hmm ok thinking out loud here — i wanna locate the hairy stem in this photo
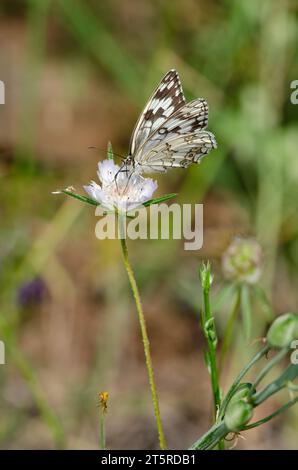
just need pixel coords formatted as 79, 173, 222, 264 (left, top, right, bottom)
119, 227, 166, 450
99, 412, 106, 450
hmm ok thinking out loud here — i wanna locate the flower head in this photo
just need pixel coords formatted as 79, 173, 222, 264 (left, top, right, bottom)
98, 391, 109, 414
222, 237, 262, 284
84, 160, 157, 213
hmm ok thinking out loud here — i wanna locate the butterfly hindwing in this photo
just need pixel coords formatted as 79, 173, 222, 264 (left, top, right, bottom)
135, 131, 216, 173
129, 70, 185, 156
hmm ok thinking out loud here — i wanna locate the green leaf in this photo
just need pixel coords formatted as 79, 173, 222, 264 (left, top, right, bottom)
252, 363, 298, 405
204, 351, 211, 375
243, 396, 298, 431
253, 285, 274, 321
60, 189, 99, 206
107, 141, 114, 160
143, 193, 177, 207
58, 189, 136, 219
212, 282, 236, 311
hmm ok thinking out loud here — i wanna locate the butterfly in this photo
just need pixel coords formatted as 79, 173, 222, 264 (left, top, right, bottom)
122, 69, 217, 175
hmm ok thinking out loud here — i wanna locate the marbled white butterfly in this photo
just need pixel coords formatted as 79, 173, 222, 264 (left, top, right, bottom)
123, 69, 217, 174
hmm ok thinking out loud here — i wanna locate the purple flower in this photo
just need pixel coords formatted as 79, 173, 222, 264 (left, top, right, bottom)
17, 277, 46, 307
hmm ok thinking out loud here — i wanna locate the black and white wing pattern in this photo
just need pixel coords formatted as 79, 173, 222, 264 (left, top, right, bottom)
136, 131, 216, 171
128, 69, 217, 173
129, 69, 185, 156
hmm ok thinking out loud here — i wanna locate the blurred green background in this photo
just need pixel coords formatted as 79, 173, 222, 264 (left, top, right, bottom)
0, 0, 297, 449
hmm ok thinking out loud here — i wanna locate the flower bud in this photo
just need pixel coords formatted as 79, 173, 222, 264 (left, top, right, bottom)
267, 312, 298, 349
199, 262, 213, 291
229, 383, 255, 406
222, 237, 262, 284
224, 399, 254, 432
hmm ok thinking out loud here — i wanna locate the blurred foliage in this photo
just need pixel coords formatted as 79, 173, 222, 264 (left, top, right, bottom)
0, 0, 298, 450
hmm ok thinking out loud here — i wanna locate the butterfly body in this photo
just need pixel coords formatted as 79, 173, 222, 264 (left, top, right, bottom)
122, 69, 216, 176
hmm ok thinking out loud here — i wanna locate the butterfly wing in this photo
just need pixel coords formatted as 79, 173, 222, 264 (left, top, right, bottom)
129, 69, 186, 156
132, 97, 215, 172
135, 98, 209, 156
134, 130, 216, 173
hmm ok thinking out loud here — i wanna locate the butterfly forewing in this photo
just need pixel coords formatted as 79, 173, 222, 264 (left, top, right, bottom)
129, 69, 185, 156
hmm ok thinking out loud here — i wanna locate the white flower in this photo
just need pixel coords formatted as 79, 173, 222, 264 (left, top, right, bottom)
84, 160, 158, 213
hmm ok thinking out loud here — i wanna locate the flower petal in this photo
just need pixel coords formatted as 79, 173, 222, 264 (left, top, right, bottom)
84, 159, 158, 214
83, 181, 103, 204
97, 160, 120, 186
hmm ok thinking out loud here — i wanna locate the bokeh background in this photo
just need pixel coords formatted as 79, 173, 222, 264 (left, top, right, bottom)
0, 0, 298, 449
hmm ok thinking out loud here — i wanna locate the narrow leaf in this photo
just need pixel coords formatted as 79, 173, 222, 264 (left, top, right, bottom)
143, 193, 177, 207
253, 285, 273, 321
107, 141, 114, 160
60, 189, 99, 206
252, 363, 298, 405
212, 282, 236, 311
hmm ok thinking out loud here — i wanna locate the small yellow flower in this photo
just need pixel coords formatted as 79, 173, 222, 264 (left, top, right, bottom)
99, 391, 109, 413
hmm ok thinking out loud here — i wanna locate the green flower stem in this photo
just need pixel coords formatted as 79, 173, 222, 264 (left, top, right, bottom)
243, 395, 298, 430
100, 411, 106, 450
119, 230, 166, 450
253, 347, 289, 388
219, 285, 241, 374
200, 265, 223, 449
201, 282, 221, 417
218, 345, 270, 420
189, 422, 229, 450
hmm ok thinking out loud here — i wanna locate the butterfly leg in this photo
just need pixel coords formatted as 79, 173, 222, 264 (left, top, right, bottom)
113, 161, 133, 193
